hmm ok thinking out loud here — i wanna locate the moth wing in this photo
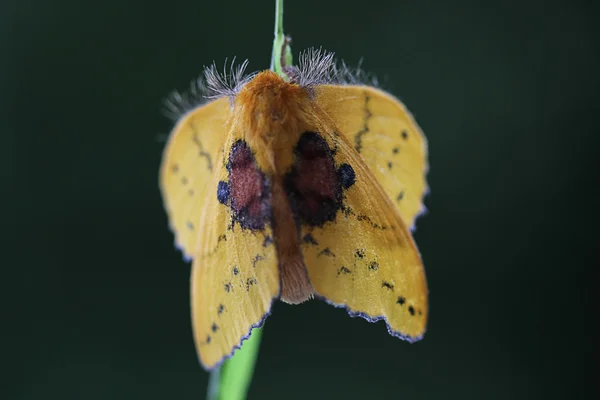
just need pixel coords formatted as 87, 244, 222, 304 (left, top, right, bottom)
300, 129, 428, 340
160, 97, 231, 259
314, 85, 428, 230
191, 131, 280, 370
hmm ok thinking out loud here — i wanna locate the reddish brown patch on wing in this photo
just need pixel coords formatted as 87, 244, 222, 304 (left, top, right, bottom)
226, 140, 271, 230
284, 131, 351, 227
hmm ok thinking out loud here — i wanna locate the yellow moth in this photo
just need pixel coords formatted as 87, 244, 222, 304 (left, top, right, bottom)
160, 49, 429, 370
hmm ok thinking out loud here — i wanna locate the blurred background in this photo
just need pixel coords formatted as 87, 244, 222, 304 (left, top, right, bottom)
2, 0, 596, 399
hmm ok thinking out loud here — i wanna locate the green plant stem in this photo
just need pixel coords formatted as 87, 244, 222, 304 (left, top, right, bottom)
218, 327, 264, 400
270, 0, 292, 78
207, 327, 263, 400
270, 0, 285, 75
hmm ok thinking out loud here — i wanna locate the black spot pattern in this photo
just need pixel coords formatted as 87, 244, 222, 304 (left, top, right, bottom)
337, 266, 352, 276
369, 261, 379, 271
353, 94, 372, 153
217, 181, 230, 205
338, 163, 356, 189
303, 233, 318, 245
408, 306, 415, 316
396, 296, 406, 305
382, 281, 394, 291
224, 283, 232, 293
263, 235, 273, 247
341, 205, 393, 231
318, 248, 335, 257
217, 304, 225, 314
252, 254, 264, 268
355, 249, 365, 259
356, 214, 389, 230
246, 277, 257, 291
191, 130, 214, 171
211, 323, 219, 332
233, 267, 239, 275
186, 221, 194, 230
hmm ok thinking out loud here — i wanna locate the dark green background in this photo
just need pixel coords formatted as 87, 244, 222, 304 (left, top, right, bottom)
2, 0, 596, 399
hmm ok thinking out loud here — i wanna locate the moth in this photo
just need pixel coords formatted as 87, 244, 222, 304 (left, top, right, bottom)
160, 49, 429, 370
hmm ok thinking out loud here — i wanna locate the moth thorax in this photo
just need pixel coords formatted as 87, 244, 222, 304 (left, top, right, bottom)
235, 71, 306, 145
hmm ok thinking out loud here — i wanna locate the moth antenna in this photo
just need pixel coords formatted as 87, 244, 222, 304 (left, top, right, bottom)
162, 73, 212, 120
204, 57, 255, 99
204, 59, 231, 98
190, 75, 209, 99
233, 59, 255, 91
283, 65, 301, 83
162, 90, 184, 120
332, 58, 379, 87
294, 47, 337, 87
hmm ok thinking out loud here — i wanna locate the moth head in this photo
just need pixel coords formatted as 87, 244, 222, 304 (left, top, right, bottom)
234, 71, 308, 145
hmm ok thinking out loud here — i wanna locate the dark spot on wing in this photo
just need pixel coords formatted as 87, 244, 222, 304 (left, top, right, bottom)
172, 164, 179, 173
202, 232, 230, 259
338, 163, 355, 189
284, 132, 352, 227
192, 130, 213, 171
396, 191, 405, 201
227, 140, 272, 230
382, 281, 394, 291
217, 304, 225, 314
337, 266, 351, 276
217, 181, 230, 205
418, 309, 423, 316
318, 248, 335, 257
387, 161, 393, 169
211, 323, 219, 332
186, 221, 194, 230
392, 147, 399, 154
353, 94, 372, 153
188, 189, 194, 196
369, 261, 379, 271
252, 254, 264, 268
232, 266, 239, 275
181, 176, 188, 185
246, 277, 258, 291
408, 305, 415, 316
356, 214, 391, 230
224, 282, 232, 293
355, 249, 365, 259
396, 296, 406, 305
402, 130, 408, 140
341, 205, 354, 218
263, 235, 273, 247
303, 233, 318, 246
206, 335, 211, 344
